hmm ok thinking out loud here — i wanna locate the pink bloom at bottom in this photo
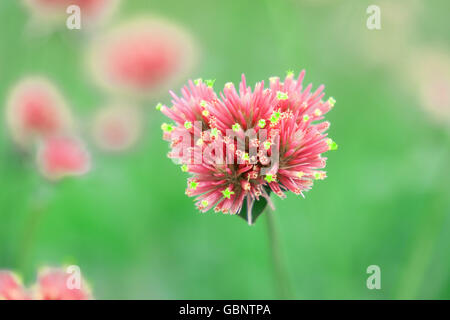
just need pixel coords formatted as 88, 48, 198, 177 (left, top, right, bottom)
0, 271, 29, 300
37, 136, 91, 180
34, 268, 91, 300
0, 268, 92, 300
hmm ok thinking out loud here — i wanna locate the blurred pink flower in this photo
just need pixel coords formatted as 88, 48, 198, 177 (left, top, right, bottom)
37, 135, 91, 180
0, 271, 29, 300
6, 77, 73, 149
160, 71, 337, 223
92, 103, 143, 152
0, 268, 92, 300
34, 267, 91, 300
407, 48, 450, 126
87, 17, 196, 98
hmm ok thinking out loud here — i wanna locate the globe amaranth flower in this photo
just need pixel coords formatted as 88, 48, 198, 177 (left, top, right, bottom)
160, 70, 337, 224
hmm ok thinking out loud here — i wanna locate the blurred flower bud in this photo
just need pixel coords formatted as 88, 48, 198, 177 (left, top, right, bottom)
37, 135, 91, 180
408, 48, 450, 126
92, 103, 143, 152
6, 76, 73, 149
87, 17, 196, 98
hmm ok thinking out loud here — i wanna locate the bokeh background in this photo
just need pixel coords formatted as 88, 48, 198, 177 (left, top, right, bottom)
1, 0, 449, 299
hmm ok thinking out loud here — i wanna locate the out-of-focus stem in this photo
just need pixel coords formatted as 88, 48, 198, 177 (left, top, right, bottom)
265, 207, 293, 299
18, 189, 48, 276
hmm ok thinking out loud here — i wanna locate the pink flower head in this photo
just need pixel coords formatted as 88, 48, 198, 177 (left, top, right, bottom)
408, 48, 450, 126
87, 17, 196, 98
37, 135, 91, 180
0, 271, 29, 300
160, 71, 337, 224
34, 267, 91, 300
23, 0, 119, 27
6, 77, 73, 148
92, 103, 142, 152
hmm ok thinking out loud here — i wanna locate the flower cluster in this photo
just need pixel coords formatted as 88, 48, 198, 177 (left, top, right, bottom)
160, 70, 337, 223
6, 76, 91, 180
0, 267, 91, 300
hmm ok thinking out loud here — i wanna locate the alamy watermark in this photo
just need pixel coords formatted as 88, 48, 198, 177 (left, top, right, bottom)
66, 5, 81, 30
366, 265, 381, 290
366, 5, 381, 30
66, 265, 82, 290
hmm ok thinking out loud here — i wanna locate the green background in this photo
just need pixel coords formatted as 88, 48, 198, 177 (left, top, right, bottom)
0, 0, 449, 299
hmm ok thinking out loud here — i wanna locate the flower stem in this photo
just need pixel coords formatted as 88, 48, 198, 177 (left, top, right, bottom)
265, 207, 293, 299
18, 185, 50, 276
18, 201, 45, 274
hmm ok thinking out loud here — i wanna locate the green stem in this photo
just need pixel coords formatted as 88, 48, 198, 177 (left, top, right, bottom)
18, 185, 50, 276
265, 207, 293, 299
18, 203, 44, 274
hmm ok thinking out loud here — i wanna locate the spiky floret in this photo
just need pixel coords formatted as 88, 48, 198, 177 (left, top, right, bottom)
161, 70, 337, 220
